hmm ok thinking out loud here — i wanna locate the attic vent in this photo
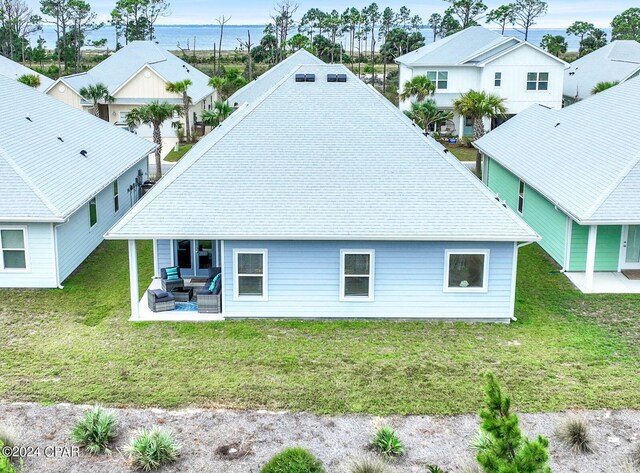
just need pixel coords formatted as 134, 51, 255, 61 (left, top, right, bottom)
327, 74, 347, 83
80, 150, 88, 157
295, 74, 315, 83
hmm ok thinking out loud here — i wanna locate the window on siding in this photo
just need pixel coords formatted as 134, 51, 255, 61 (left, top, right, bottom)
234, 250, 267, 300
425, 71, 448, 90
113, 181, 119, 212
494, 72, 502, 87
465, 116, 474, 127
526, 72, 549, 91
518, 180, 525, 214
89, 198, 97, 228
444, 250, 489, 292
340, 250, 374, 301
0, 228, 27, 270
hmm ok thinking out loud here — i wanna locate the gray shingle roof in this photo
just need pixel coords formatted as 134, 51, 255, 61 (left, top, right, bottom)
476, 77, 640, 224
0, 75, 155, 222
564, 41, 640, 100
228, 49, 325, 106
0, 54, 54, 92
48, 41, 214, 103
107, 63, 536, 242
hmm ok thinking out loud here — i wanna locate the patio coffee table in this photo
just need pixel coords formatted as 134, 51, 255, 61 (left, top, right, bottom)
171, 287, 193, 303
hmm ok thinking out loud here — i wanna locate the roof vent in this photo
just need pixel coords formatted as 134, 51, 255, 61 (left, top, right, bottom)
80, 150, 88, 157
555, 122, 561, 128
57, 134, 64, 142
327, 74, 337, 82
25, 113, 32, 122
337, 74, 347, 82
296, 74, 315, 82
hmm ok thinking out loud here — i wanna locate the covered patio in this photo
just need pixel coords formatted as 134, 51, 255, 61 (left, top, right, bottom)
565, 271, 640, 294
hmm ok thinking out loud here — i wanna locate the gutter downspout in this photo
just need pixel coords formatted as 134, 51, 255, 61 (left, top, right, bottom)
510, 240, 538, 322
52, 219, 69, 289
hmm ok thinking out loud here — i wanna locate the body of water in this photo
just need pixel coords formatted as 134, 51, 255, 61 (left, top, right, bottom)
29, 24, 607, 52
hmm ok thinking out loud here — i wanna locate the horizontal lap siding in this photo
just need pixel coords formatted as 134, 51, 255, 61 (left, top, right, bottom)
0, 223, 56, 288
570, 223, 621, 271
486, 157, 519, 210
156, 240, 173, 270
521, 186, 567, 267
57, 159, 147, 282
223, 240, 515, 320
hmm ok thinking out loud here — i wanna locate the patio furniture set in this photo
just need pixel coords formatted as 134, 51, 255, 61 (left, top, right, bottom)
147, 266, 222, 314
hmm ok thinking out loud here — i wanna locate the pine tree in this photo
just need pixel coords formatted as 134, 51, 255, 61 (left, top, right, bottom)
476, 373, 552, 473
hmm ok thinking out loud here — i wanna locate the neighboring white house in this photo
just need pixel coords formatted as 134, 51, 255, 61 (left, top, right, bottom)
396, 26, 568, 138
0, 75, 155, 288
0, 54, 53, 92
564, 40, 640, 104
106, 61, 538, 322
45, 41, 216, 157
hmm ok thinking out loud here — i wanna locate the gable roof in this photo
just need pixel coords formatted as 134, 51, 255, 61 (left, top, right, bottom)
228, 49, 325, 106
107, 62, 536, 242
564, 41, 640, 99
395, 26, 567, 68
0, 54, 53, 92
0, 75, 155, 223
46, 41, 214, 103
475, 77, 640, 225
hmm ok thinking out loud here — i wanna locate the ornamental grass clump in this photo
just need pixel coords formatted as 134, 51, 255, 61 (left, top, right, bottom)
556, 416, 593, 454
71, 405, 117, 454
475, 372, 552, 473
341, 453, 392, 473
260, 447, 325, 473
125, 427, 180, 471
371, 426, 405, 459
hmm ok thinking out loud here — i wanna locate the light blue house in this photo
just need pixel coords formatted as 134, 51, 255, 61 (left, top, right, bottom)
106, 61, 538, 322
0, 75, 155, 288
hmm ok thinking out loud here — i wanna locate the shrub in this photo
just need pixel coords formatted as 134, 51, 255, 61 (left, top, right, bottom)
261, 447, 324, 473
0, 424, 22, 450
371, 426, 405, 459
555, 416, 593, 454
476, 372, 551, 473
341, 453, 392, 473
426, 466, 448, 473
71, 406, 117, 454
125, 427, 180, 471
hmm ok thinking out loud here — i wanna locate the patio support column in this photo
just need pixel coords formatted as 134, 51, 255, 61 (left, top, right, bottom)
585, 225, 598, 293
458, 114, 464, 139
128, 239, 140, 320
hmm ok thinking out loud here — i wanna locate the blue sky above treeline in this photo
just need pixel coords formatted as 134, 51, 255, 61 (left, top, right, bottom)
25, 0, 636, 28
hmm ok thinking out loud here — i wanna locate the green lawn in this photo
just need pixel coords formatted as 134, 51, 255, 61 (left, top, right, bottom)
164, 143, 194, 162
445, 144, 478, 162
0, 241, 638, 415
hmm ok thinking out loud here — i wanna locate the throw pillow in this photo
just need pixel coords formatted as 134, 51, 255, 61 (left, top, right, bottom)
209, 274, 220, 292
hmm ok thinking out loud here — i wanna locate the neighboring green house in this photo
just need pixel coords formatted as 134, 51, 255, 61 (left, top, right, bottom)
476, 77, 640, 293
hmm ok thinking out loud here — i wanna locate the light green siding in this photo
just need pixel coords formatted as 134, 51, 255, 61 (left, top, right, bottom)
569, 223, 621, 271
485, 157, 568, 267
486, 157, 520, 210
521, 187, 567, 267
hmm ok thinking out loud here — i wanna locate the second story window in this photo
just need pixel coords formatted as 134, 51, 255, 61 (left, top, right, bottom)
518, 180, 525, 214
494, 72, 502, 87
89, 198, 97, 228
426, 71, 448, 90
527, 72, 548, 91
113, 181, 119, 212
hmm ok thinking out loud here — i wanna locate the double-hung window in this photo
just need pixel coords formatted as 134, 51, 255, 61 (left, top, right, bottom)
0, 228, 28, 270
527, 72, 549, 91
89, 198, 98, 228
340, 250, 374, 301
426, 71, 448, 90
113, 181, 119, 212
517, 180, 525, 214
234, 249, 268, 300
444, 250, 489, 292
494, 72, 502, 87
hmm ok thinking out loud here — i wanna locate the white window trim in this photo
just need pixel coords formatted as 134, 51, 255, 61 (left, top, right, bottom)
425, 70, 449, 90
494, 72, 502, 88
89, 197, 98, 229
340, 249, 375, 302
113, 180, 120, 213
0, 226, 30, 273
517, 180, 525, 215
443, 249, 490, 293
526, 72, 549, 91
233, 249, 268, 301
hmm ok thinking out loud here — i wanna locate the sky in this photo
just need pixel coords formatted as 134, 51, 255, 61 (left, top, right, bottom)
24, 0, 637, 29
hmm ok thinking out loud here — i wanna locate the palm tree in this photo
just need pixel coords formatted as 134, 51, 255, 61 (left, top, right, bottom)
201, 101, 234, 127
453, 90, 506, 177
404, 99, 453, 134
592, 81, 619, 95
126, 101, 183, 180
209, 76, 228, 100
209, 69, 248, 102
399, 75, 436, 102
166, 79, 193, 142
17, 74, 41, 88
79, 83, 114, 118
